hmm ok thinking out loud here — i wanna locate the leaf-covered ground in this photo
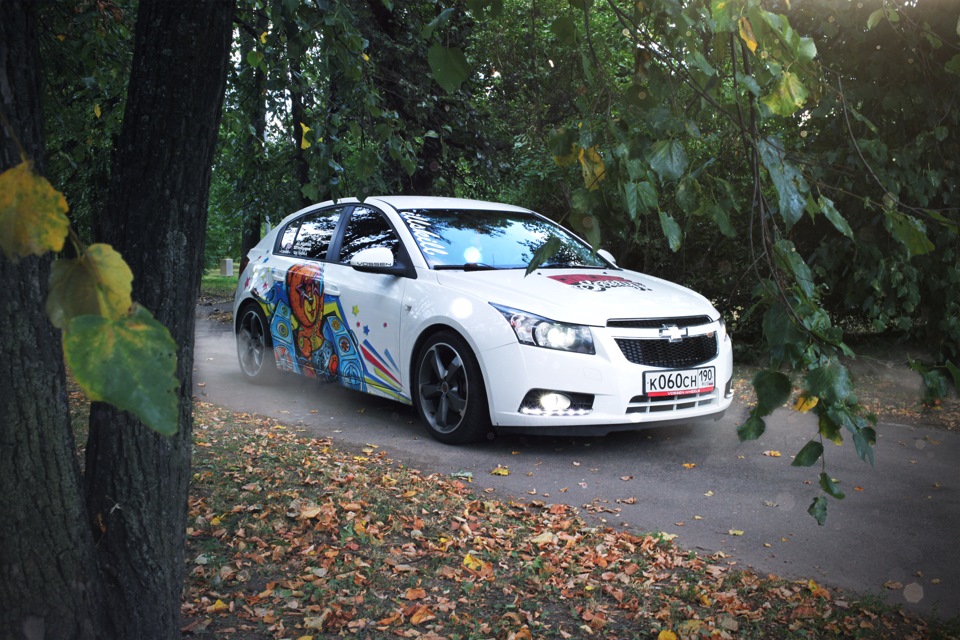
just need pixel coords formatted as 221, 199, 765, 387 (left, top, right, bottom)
180, 402, 958, 640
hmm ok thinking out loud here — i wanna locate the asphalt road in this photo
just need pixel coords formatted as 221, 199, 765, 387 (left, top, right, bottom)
193, 311, 959, 619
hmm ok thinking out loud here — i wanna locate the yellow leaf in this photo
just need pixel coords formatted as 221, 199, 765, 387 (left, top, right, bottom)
682, 462, 696, 469
260, 31, 268, 44
738, 17, 758, 53
553, 143, 579, 167
658, 631, 678, 640
793, 394, 819, 413
362, 53, 370, 62
490, 466, 510, 476
300, 122, 311, 149
47, 243, 134, 328
728, 529, 745, 536
763, 450, 782, 457
0, 161, 70, 260
463, 553, 484, 571
207, 599, 229, 613
578, 145, 606, 190
94, 104, 101, 119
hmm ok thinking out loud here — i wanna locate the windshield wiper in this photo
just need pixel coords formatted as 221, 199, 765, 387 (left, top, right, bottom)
433, 263, 500, 271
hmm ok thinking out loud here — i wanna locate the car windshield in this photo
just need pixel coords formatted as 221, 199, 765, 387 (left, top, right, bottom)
397, 208, 609, 270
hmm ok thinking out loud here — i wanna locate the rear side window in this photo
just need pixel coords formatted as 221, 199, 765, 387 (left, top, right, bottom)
276, 207, 343, 260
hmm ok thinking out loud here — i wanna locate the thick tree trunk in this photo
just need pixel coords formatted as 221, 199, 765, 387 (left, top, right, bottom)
0, 3, 103, 639
83, 1, 234, 638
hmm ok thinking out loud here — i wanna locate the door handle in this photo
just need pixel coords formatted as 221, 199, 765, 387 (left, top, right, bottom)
325, 284, 341, 296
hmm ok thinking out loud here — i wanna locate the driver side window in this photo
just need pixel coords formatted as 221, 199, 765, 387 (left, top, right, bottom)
338, 207, 401, 264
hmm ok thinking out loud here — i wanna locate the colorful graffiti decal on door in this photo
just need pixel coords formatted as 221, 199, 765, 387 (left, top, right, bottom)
252, 262, 408, 402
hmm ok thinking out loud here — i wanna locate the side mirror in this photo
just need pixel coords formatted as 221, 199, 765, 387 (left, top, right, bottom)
598, 249, 617, 265
350, 246, 395, 269
349, 246, 413, 277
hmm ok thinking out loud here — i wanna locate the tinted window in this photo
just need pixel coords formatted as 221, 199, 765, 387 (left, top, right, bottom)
338, 207, 401, 263
278, 208, 342, 259
397, 209, 607, 269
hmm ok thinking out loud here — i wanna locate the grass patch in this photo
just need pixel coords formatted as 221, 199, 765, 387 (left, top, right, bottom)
179, 401, 954, 639
201, 270, 239, 302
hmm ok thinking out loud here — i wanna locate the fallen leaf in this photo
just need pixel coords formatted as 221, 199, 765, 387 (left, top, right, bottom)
728, 529, 745, 536
883, 581, 903, 590
620, 475, 634, 481
658, 630, 678, 640
490, 466, 510, 476
410, 605, 436, 625
763, 450, 782, 457
405, 587, 427, 600
682, 463, 697, 469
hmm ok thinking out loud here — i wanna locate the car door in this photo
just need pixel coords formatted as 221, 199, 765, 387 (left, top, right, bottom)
322, 205, 411, 403
263, 205, 344, 378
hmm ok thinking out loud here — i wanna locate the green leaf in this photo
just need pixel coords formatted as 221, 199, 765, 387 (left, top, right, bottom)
758, 137, 807, 229
658, 210, 682, 252
427, 44, 470, 93
792, 440, 824, 467
551, 16, 578, 45
852, 427, 876, 466
421, 7, 456, 40
866, 8, 885, 30
707, 202, 736, 238
773, 240, 815, 298
944, 361, 960, 391
884, 209, 934, 258
648, 140, 688, 182
246, 50, 263, 68
737, 414, 766, 441
753, 369, 792, 416
808, 496, 828, 526
710, 0, 736, 33
817, 196, 854, 240
947, 53, 960, 76
761, 71, 809, 117
525, 236, 562, 276
64, 305, 179, 435
47, 243, 133, 329
818, 412, 843, 445
805, 361, 852, 406
819, 472, 845, 500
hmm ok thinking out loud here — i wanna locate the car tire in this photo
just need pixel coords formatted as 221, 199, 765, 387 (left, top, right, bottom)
414, 330, 492, 444
236, 303, 280, 383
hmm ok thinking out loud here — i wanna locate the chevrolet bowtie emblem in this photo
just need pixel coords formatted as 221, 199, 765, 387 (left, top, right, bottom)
659, 324, 687, 343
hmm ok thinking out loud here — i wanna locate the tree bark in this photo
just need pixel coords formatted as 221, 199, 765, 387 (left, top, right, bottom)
83, 1, 234, 638
240, 9, 268, 265
0, 3, 103, 639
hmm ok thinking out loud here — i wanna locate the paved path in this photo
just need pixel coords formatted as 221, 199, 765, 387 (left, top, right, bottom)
193, 313, 960, 619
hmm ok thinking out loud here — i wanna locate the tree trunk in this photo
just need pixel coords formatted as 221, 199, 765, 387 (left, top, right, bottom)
83, 1, 234, 638
0, 3, 103, 639
240, 10, 268, 265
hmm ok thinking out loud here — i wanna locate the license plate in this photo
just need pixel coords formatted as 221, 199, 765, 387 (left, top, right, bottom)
643, 367, 715, 397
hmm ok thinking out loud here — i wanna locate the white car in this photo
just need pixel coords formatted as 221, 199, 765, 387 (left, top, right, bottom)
234, 196, 733, 443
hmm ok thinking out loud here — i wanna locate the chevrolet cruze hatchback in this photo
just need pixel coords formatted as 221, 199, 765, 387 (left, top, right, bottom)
234, 196, 733, 443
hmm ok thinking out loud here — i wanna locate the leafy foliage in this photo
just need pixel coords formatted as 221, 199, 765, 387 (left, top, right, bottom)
0, 160, 178, 435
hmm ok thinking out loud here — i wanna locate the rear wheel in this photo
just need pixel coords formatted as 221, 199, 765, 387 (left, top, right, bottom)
236, 303, 279, 382
414, 331, 491, 444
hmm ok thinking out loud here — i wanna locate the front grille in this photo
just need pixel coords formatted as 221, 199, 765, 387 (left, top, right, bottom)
607, 316, 712, 329
626, 390, 718, 414
615, 334, 718, 368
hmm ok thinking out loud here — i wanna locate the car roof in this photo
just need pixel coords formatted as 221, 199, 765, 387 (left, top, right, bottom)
364, 195, 533, 213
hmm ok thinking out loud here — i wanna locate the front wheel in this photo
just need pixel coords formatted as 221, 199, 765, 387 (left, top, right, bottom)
414, 331, 491, 444
236, 303, 279, 383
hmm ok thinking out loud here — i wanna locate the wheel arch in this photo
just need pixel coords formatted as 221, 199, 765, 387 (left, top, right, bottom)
408, 322, 493, 420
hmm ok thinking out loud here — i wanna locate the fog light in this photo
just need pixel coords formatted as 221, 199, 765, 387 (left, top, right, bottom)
539, 392, 571, 412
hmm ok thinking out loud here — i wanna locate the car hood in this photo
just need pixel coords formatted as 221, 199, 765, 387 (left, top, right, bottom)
434, 268, 717, 326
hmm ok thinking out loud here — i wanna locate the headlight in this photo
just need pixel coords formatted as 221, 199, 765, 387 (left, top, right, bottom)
491, 304, 595, 354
